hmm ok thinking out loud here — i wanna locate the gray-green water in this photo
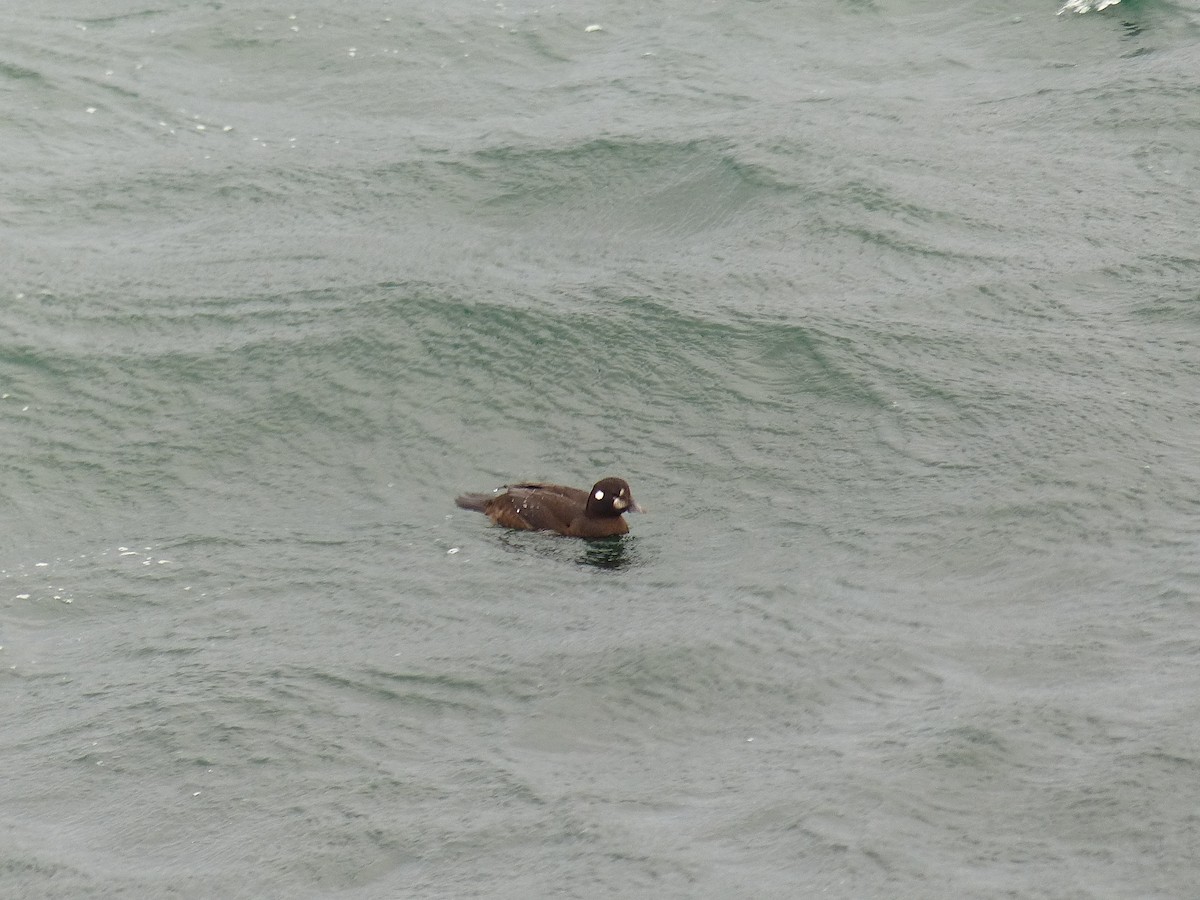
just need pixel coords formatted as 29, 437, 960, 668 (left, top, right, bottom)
4, 1, 1200, 897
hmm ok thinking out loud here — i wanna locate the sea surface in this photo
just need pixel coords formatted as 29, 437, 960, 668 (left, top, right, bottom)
3, 1, 1200, 897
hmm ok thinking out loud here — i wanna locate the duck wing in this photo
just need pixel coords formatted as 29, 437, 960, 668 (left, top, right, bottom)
484, 486, 584, 533
504, 482, 589, 503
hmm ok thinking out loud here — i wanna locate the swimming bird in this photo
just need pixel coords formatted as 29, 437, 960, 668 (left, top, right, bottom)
455, 477, 643, 538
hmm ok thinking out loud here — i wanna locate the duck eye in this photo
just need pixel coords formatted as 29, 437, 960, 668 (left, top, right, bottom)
594, 490, 605, 500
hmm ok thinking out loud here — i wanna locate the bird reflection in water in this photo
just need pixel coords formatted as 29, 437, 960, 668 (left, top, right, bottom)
578, 537, 634, 571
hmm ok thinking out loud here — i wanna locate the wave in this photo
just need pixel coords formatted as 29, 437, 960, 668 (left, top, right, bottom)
1058, 0, 1123, 12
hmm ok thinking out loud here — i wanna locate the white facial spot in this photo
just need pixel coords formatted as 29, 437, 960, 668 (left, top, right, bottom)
594, 489, 605, 500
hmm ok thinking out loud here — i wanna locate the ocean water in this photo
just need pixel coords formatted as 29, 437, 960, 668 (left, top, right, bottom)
3, 1, 1200, 897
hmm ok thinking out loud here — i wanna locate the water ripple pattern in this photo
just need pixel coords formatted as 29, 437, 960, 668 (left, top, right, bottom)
3, 1, 1200, 897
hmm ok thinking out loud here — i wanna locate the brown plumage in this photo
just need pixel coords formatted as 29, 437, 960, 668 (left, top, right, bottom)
455, 477, 643, 538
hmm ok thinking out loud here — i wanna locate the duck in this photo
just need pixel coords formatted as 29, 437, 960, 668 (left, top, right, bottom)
455, 477, 642, 538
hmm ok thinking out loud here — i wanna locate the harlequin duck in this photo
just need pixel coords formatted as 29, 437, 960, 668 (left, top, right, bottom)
455, 477, 643, 538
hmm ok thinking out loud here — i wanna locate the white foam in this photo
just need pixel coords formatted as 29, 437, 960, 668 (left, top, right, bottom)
1057, 0, 1121, 13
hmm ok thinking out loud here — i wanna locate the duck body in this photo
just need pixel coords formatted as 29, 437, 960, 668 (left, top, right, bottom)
455, 477, 642, 538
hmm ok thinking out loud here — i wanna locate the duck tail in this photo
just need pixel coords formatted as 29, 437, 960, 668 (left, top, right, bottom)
454, 493, 491, 512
